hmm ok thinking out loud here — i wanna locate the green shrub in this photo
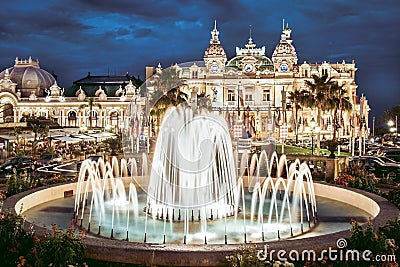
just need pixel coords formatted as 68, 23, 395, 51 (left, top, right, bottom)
348, 220, 398, 265
0, 212, 87, 267
348, 221, 388, 255
5, 173, 71, 197
5, 174, 38, 197
379, 218, 400, 261
384, 190, 400, 209
36, 224, 86, 267
0, 211, 36, 266
336, 162, 381, 195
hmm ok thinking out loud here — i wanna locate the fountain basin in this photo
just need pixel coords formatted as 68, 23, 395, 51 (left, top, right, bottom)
3, 181, 398, 266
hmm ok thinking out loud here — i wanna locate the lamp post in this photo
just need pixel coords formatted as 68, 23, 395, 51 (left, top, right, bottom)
309, 118, 320, 155
388, 115, 398, 143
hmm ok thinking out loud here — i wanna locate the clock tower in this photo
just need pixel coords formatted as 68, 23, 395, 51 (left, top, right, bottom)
204, 21, 227, 74
272, 21, 298, 74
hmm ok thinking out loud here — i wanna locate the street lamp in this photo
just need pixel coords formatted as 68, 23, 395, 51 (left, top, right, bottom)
309, 118, 321, 155
388, 116, 398, 144
388, 116, 397, 134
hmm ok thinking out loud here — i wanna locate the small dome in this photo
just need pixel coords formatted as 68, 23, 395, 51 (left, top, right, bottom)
0, 57, 55, 97
205, 43, 226, 58
227, 55, 274, 71
226, 37, 274, 72
204, 21, 226, 59
273, 42, 296, 57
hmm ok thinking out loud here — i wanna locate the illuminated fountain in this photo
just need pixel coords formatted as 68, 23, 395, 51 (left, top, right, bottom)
10, 63, 391, 265
74, 106, 317, 244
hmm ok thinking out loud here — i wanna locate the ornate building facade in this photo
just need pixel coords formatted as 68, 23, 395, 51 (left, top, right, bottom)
146, 22, 370, 141
0, 58, 142, 132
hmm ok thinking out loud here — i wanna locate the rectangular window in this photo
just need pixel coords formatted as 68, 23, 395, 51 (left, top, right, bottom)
228, 89, 236, 101
245, 94, 253, 101
263, 89, 270, 101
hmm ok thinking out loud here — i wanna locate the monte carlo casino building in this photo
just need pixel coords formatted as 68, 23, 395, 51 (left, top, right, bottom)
146, 23, 370, 141
0, 22, 369, 141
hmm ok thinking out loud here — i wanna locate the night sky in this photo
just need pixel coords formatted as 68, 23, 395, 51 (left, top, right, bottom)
0, 0, 399, 119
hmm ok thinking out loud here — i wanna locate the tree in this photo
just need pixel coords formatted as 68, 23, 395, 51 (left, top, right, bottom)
288, 90, 305, 143
325, 82, 353, 141
379, 105, 399, 132
104, 136, 122, 156
27, 116, 49, 156
79, 97, 102, 129
304, 74, 335, 154
9, 126, 22, 155
149, 87, 188, 132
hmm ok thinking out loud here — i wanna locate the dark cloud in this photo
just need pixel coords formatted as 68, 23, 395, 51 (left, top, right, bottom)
133, 28, 154, 38
67, 0, 181, 19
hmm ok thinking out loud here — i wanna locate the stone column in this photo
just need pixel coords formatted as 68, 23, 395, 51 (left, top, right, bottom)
325, 158, 339, 182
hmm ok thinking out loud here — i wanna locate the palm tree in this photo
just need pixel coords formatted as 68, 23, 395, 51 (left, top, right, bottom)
27, 116, 49, 156
79, 97, 102, 129
326, 82, 353, 141
304, 74, 334, 122
304, 74, 334, 155
149, 87, 188, 132
288, 90, 304, 143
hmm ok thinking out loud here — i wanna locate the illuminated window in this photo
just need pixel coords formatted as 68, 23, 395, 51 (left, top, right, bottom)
263, 89, 270, 101
228, 89, 236, 101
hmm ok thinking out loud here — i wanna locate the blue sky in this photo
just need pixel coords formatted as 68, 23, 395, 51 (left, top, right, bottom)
0, 0, 399, 119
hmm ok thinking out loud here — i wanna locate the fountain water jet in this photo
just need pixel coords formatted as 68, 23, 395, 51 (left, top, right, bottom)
74, 106, 317, 244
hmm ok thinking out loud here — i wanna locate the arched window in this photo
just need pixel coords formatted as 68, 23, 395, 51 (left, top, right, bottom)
110, 111, 119, 126
89, 110, 98, 127
68, 111, 77, 127
3, 103, 14, 123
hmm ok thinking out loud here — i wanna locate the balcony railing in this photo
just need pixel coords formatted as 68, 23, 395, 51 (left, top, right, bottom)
244, 101, 254, 107
226, 101, 236, 106
262, 101, 271, 106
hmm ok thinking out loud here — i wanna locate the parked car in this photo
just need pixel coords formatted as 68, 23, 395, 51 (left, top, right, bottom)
0, 157, 35, 174
349, 156, 400, 180
378, 156, 400, 166
35, 154, 63, 166
382, 149, 400, 163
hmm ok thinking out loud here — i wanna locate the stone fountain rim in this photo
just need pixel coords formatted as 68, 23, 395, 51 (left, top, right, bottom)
2, 181, 399, 266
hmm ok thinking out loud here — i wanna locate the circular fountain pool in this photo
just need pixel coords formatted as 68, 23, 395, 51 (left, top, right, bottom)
22, 190, 372, 244
7, 180, 395, 266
